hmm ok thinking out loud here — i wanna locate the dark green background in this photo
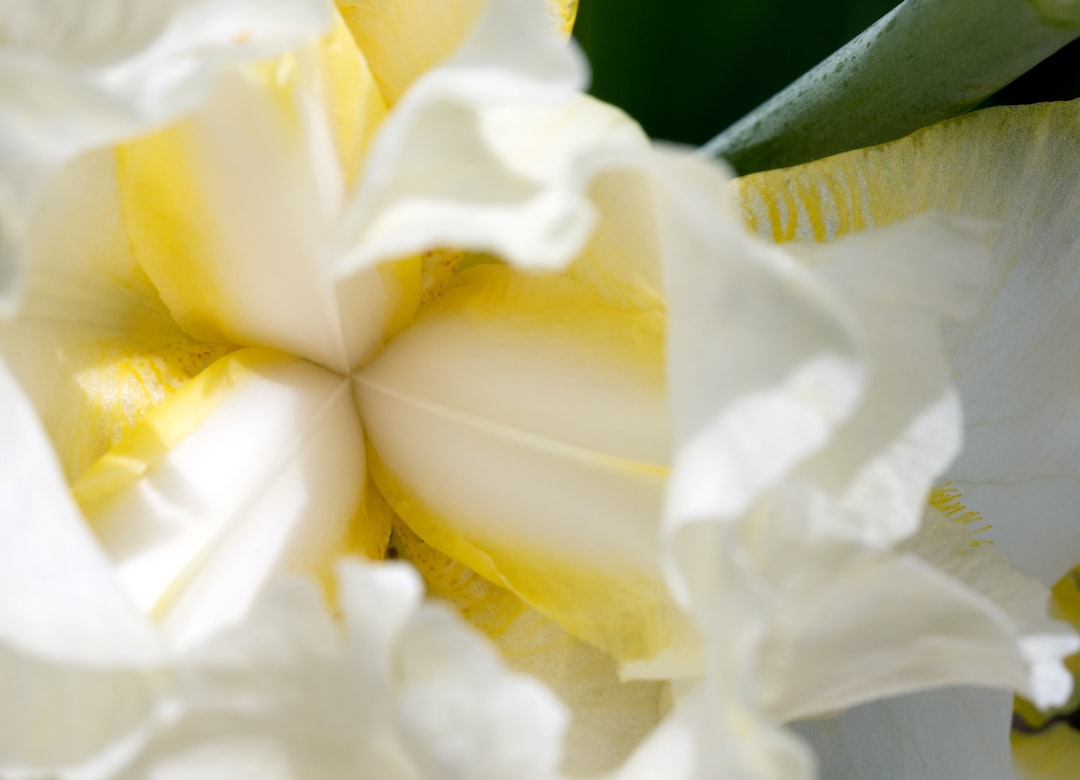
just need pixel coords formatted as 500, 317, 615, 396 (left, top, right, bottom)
574, 0, 1080, 147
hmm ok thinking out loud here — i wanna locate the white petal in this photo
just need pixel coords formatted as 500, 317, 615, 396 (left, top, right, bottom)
792, 687, 1013, 780
615, 684, 816, 780
393, 524, 664, 776
77, 350, 365, 649
647, 150, 865, 611
397, 606, 567, 780
749, 487, 1078, 720
737, 99, 1080, 586
786, 214, 990, 545
0, 0, 332, 312
0, 356, 166, 771
335, 0, 651, 275
113, 559, 567, 780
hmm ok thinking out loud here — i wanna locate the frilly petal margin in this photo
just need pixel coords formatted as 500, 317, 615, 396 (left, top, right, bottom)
0, 0, 333, 315
737, 99, 1080, 587
332, 0, 635, 277
0, 357, 168, 773
101, 559, 568, 780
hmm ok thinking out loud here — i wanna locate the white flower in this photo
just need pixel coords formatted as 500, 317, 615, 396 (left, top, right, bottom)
1, 0, 1076, 778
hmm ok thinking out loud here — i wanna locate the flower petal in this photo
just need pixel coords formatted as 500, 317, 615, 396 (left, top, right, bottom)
750, 486, 1077, 720
74, 349, 368, 649
334, 0, 651, 276
116, 53, 414, 374
615, 684, 816, 780
392, 522, 664, 776
792, 687, 1013, 780
737, 99, 1080, 585
0, 0, 332, 313
336, 0, 578, 105
0, 356, 166, 771
355, 264, 694, 666
110, 559, 567, 780
783, 214, 989, 546
0, 149, 231, 481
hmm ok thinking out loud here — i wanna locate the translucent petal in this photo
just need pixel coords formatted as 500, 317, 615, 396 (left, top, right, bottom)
793, 687, 1013, 780
74, 349, 367, 649
355, 264, 693, 665
0, 356, 166, 771
737, 99, 1080, 585
0, 0, 332, 313
336, 0, 578, 105
393, 522, 664, 776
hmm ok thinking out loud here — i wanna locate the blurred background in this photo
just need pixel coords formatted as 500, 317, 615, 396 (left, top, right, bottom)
573, 0, 1080, 146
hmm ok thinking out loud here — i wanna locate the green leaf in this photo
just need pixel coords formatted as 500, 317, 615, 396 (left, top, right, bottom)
704, 0, 1080, 174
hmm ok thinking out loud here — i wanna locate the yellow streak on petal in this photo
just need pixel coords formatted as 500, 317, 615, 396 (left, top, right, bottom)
928, 482, 993, 548
73, 348, 293, 516
64, 339, 234, 482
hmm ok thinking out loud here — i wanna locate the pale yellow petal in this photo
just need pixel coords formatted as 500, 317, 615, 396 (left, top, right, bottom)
336, 0, 577, 105
355, 264, 695, 666
75, 349, 368, 649
118, 54, 414, 373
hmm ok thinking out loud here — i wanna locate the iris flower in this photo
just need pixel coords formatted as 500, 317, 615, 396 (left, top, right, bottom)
1, 0, 1078, 778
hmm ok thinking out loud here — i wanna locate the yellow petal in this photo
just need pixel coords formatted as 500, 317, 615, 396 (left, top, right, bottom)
75, 349, 369, 649
355, 264, 696, 665
336, 0, 577, 105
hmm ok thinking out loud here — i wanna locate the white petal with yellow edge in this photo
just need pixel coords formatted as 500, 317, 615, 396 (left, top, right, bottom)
0, 356, 168, 772
354, 263, 692, 666
737, 99, 1080, 586
75, 349, 366, 650
0, 0, 332, 314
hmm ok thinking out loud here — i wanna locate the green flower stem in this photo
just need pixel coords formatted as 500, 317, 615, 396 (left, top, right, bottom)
704, 0, 1080, 174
